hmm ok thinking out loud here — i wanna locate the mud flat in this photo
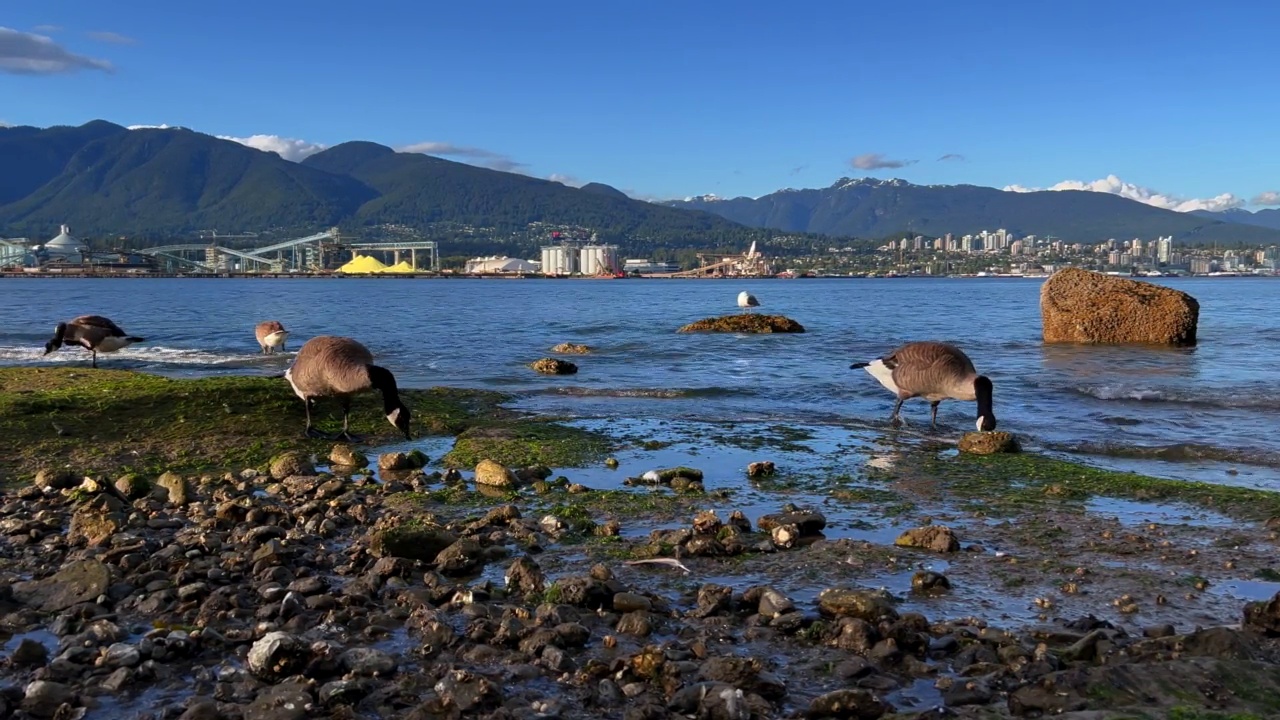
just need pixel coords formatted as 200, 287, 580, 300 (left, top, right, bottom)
2, 368, 1280, 719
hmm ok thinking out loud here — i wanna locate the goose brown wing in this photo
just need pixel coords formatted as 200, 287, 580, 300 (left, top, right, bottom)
290, 336, 375, 396
71, 315, 127, 337
886, 342, 976, 396
255, 320, 286, 343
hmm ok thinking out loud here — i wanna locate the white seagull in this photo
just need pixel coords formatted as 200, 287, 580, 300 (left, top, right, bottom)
737, 291, 760, 312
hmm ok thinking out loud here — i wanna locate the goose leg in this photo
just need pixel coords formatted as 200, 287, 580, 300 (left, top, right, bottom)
930, 401, 940, 429
91, 349, 98, 369
889, 397, 906, 427
304, 398, 329, 439
333, 397, 364, 443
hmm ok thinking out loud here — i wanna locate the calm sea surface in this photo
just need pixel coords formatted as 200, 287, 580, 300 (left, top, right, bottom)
2, 276, 1278, 488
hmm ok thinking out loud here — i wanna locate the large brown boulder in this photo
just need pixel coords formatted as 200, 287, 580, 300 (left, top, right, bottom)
1040, 268, 1199, 346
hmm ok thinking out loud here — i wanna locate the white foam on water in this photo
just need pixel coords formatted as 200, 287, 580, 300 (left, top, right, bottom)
0, 344, 286, 367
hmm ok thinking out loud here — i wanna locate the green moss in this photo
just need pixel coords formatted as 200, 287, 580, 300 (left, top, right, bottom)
0, 367, 507, 482
917, 451, 1280, 521
442, 421, 612, 469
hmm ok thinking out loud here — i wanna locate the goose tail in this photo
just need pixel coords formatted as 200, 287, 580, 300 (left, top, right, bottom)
848, 361, 870, 369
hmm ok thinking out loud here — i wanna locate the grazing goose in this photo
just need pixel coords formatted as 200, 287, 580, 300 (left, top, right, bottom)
737, 291, 760, 312
850, 341, 996, 431
284, 335, 412, 441
43, 315, 145, 368
255, 320, 289, 354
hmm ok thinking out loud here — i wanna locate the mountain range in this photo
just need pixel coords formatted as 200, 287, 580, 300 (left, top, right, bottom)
2, 120, 1278, 252
665, 178, 1280, 245
1189, 208, 1280, 231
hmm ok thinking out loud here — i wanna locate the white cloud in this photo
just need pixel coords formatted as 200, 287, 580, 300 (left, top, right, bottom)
216, 134, 327, 162
87, 31, 136, 45
1003, 174, 1245, 213
547, 173, 582, 187
32, 25, 62, 34
127, 123, 179, 130
398, 141, 527, 173
938, 153, 966, 162
850, 153, 916, 170
0, 26, 112, 74
0, 120, 11, 128
1251, 191, 1280, 207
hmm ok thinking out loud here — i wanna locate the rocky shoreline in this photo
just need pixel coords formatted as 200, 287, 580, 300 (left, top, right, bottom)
4, 367, 1280, 719
3, 449, 1280, 720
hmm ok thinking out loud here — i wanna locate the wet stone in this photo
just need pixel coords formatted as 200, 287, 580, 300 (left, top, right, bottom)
434, 669, 501, 713
10, 638, 50, 667
894, 525, 960, 553
807, 688, 887, 719
617, 611, 654, 637
21, 681, 73, 719
247, 631, 309, 681
911, 571, 951, 594
758, 509, 826, 535
340, 647, 398, 676
613, 592, 653, 613
243, 681, 313, 720
818, 588, 900, 623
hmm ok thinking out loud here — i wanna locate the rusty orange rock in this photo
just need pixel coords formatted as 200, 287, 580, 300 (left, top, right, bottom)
1040, 268, 1199, 346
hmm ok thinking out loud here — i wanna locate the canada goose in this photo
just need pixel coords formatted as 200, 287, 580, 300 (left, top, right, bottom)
849, 341, 996, 431
255, 320, 289, 354
737, 291, 760, 311
284, 336, 412, 441
43, 315, 145, 368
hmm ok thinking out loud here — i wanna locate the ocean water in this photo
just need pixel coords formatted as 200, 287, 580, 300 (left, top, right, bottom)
2, 276, 1277, 488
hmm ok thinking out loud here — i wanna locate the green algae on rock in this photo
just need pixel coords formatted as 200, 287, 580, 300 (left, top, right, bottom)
549, 343, 592, 355
442, 422, 612, 469
530, 358, 578, 375
677, 314, 806, 333
958, 431, 1021, 455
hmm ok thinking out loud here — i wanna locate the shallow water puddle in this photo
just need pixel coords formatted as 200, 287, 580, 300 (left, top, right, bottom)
1085, 497, 1237, 528
1210, 578, 1280, 602
1, 628, 58, 655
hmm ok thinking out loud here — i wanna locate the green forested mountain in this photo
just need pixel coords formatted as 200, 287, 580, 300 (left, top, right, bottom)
0, 123, 773, 255
667, 178, 1280, 245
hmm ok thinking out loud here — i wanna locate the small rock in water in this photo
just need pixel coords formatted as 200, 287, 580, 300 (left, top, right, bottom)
550, 342, 592, 355
22, 680, 74, 718
958, 431, 1021, 455
747, 461, 776, 478
530, 358, 578, 375
247, 631, 309, 681
10, 638, 50, 667
911, 571, 952, 594
378, 450, 428, 471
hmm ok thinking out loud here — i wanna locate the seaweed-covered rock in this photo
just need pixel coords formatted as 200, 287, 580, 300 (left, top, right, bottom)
807, 688, 887, 719
329, 444, 369, 468
817, 588, 899, 623
1040, 268, 1199, 346
530, 358, 578, 375
958, 431, 1021, 455
678, 314, 806, 333
1243, 590, 1280, 637
113, 473, 150, 499
269, 451, 314, 480
895, 525, 960, 553
370, 522, 458, 562
551, 343, 593, 354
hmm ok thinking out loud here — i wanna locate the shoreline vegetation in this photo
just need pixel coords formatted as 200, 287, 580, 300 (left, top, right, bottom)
3, 367, 1280, 718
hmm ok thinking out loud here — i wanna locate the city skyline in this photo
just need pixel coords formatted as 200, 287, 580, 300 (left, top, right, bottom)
1, 1, 1278, 209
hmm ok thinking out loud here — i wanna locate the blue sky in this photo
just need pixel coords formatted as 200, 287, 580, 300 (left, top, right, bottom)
2, 0, 1278, 209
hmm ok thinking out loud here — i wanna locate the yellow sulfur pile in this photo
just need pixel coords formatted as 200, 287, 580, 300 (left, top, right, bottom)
338, 255, 388, 273
377, 261, 416, 274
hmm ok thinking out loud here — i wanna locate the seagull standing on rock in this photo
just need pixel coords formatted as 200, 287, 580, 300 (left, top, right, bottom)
737, 291, 760, 312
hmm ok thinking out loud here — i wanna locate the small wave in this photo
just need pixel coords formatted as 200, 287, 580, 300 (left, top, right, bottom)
0, 344, 284, 368
1071, 384, 1280, 410
1050, 440, 1280, 469
544, 386, 757, 400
